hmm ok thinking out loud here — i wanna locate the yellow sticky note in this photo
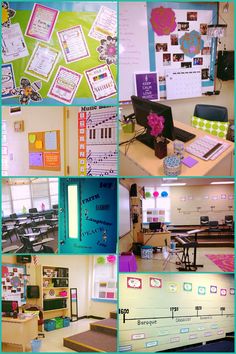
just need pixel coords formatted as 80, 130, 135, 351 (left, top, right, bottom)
29, 134, 36, 144
35, 140, 43, 149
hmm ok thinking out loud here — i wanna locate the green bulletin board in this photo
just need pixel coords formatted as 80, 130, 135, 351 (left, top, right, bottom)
2, 2, 117, 106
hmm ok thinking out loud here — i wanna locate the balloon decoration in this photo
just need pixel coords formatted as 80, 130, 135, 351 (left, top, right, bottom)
153, 191, 159, 198
145, 192, 151, 198
97, 256, 105, 265
161, 191, 168, 198
107, 255, 116, 264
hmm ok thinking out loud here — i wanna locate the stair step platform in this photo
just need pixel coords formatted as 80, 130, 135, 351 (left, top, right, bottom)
109, 311, 117, 319
90, 318, 116, 336
64, 330, 117, 352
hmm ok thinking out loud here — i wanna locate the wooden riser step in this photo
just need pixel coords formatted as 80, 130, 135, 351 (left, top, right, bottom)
64, 330, 117, 352
90, 318, 117, 336
110, 311, 117, 319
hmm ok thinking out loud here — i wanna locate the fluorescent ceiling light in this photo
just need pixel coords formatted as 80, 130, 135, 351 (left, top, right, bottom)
161, 183, 186, 187
162, 178, 178, 181
210, 181, 234, 185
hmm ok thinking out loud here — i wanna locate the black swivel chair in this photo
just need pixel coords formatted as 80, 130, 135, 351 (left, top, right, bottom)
194, 104, 228, 122
200, 216, 209, 226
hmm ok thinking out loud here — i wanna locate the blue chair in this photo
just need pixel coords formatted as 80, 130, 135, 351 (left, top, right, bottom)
194, 104, 228, 122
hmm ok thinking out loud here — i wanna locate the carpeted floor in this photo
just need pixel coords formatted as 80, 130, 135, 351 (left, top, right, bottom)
205, 254, 234, 272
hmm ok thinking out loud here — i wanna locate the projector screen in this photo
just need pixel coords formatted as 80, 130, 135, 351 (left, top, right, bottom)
119, 183, 131, 237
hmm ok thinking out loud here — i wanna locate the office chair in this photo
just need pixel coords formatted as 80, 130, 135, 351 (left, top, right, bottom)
194, 104, 228, 122
22, 303, 45, 338
200, 216, 209, 226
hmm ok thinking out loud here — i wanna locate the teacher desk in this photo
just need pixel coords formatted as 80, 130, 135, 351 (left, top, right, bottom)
120, 121, 234, 176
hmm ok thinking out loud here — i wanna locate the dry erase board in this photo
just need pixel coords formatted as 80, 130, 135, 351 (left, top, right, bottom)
119, 2, 218, 102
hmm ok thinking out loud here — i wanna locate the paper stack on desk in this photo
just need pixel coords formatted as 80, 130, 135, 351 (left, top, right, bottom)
186, 135, 230, 161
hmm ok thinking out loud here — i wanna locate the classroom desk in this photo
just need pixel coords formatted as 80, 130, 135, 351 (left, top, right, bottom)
2, 315, 38, 352
120, 121, 234, 176
137, 231, 171, 247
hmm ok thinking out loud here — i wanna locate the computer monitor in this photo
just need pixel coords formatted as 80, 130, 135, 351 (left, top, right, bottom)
131, 95, 175, 149
149, 222, 162, 231
2, 300, 19, 316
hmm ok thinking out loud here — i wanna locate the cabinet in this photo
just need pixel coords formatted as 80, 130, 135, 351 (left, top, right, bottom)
36, 266, 69, 320
131, 196, 143, 242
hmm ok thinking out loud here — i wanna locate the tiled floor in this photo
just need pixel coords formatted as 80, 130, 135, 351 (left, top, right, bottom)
135, 247, 234, 272
2, 318, 98, 352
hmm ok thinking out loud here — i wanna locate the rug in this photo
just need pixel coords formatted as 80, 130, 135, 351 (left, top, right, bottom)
205, 254, 234, 272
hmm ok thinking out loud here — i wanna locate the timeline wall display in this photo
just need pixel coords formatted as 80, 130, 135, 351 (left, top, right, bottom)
1, 2, 117, 106
119, 273, 234, 352
28, 130, 61, 171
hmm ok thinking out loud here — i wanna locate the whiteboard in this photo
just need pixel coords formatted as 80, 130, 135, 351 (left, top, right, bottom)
119, 2, 149, 102
166, 68, 202, 100
119, 183, 131, 237
119, 2, 217, 102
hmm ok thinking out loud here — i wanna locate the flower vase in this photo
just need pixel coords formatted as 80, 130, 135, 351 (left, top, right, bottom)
154, 138, 167, 159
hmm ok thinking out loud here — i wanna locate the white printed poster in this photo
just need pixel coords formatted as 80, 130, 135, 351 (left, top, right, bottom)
25, 43, 60, 82
57, 25, 90, 63
88, 6, 117, 41
2, 23, 29, 63
85, 64, 117, 101
48, 66, 82, 104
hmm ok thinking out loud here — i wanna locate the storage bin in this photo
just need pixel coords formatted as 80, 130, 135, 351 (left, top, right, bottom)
44, 319, 56, 331
55, 317, 64, 329
63, 317, 71, 327
141, 246, 153, 259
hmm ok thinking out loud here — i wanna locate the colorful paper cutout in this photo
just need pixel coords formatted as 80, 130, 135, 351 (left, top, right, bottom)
150, 277, 162, 288
97, 36, 117, 65
29, 134, 36, 144
11, 77, 42, 105
2, 2, 16, 27
150, 7, 177, 36
127, 277, 142, 289
35, 140, 43, 149
29, 152, 43, 166
44, 152, 60, 168
179, 30, 204, 58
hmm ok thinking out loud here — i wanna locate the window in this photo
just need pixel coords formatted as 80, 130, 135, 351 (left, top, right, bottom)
2, 182, 12, 217
31, 181, 49, 210
49, 179, 58, 207
92, 255, 117, 301
142, 187, 171, 223
11, 184, 31, 214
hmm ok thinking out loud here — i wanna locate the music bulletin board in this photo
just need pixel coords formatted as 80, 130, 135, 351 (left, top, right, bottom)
1, 2, 117, 106
28, 130, 61, 171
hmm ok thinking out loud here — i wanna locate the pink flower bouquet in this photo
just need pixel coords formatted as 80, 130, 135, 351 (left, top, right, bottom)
147, 112, 165, 138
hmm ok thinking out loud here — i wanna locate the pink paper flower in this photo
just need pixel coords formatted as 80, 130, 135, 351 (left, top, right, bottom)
147, 112, 165, 137
150, 7, 177, 36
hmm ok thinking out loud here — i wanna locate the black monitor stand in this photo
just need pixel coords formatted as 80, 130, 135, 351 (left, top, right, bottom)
136, 129, 170, 150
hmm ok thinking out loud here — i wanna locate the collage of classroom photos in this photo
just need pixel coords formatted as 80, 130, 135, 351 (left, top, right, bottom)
1, 0, 235, 353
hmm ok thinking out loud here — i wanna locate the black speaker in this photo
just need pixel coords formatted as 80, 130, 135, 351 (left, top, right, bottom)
16, 255, 32, 263
27, 285, 40, 299
130, 183, 137, 197
217, 50, 234, 81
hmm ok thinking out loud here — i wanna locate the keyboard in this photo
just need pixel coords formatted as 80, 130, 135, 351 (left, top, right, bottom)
174, 127, 196, 142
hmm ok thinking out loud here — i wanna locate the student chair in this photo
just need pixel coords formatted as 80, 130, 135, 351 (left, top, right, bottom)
16, 226, 54, 253
29, 208, 39, 221
22, 303, 45, 338
200, 216, 209, 225
10, 213, 17, 219
225, 215, 234, 226
193, 104, 228, 122
208, 221, 220, 232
